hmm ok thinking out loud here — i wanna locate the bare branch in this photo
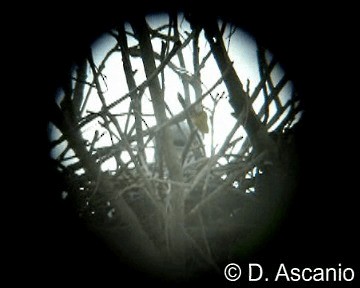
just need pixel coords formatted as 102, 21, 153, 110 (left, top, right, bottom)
201, 18, 274, 155
249, 57, 277, 103
117, 23, 146, 163
187, 151, 267, 218
87, 48, 108, 108
173, 16, 191, 107
185, 115, 243, 198
72, 58, 88, 116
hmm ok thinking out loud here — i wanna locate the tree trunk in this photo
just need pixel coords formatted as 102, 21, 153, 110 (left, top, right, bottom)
131, 18, 187, 273
201, 18, 276, 157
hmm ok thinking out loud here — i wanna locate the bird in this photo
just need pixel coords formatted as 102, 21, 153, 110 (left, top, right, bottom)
191, 109, 209, 134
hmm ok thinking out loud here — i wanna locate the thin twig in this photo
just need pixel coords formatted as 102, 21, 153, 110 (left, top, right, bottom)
187, 151, 267, 218
117, 23, 147, 163
107, 112, 163, 213
149, 177, 191, 188
74, 35, 184, 131
185, 115, 243, 198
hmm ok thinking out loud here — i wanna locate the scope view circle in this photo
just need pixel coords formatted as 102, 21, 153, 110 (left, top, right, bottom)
48, 11, 303, 282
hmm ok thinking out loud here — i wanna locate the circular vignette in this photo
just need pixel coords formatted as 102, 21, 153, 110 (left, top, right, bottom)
47, 11, 303, 282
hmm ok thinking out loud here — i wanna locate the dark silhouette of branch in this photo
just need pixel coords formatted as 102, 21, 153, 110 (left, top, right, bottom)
186, 115, 243, 199
187, 150, 266, 218
191, 24, 202, 108
49, 13, 303, 279
72, 57, 87, 117
51, 36, 184, 149
87, 49, 108, 108
117, 23, 146, 164
200, 18, 274, 156
173, 15, 191, 107
132, 16, 193, 268
249, 57, 277, 103
131, 18, 183, 182
80, 44, 119, 116
257, 45, 271, 124
257, 73, 289, 129
148, 23, 177, 42
50, 102, 101, 180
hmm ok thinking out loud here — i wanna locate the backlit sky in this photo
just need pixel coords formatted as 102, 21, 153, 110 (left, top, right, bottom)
49, 13, 295, 173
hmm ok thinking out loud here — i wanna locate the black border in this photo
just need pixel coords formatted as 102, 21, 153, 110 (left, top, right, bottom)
13, 2, 359, 286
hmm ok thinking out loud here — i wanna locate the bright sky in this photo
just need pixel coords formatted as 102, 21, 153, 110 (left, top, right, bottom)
49, 12, 296, 173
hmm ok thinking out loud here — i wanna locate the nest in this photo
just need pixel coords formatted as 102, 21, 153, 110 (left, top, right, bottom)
48, 11, 302, 280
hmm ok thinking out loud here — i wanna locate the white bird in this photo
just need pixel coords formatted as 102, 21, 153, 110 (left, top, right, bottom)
169, 121, 191, 161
